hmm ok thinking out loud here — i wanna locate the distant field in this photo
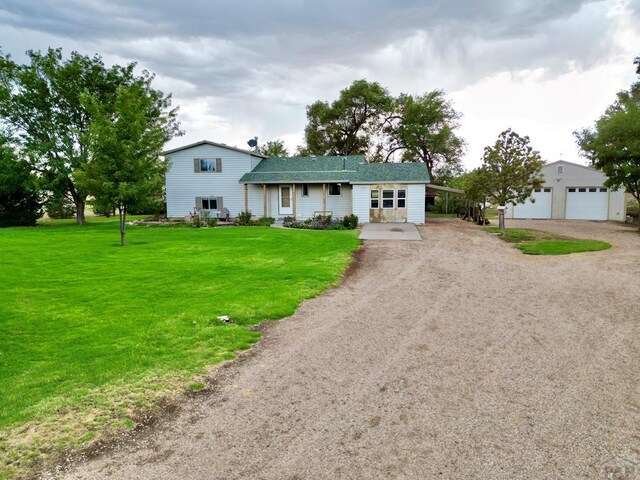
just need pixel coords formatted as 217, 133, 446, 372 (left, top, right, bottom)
0, 218, 360, 476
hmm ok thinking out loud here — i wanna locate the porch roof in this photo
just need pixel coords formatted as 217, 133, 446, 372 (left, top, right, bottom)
239, 155, 430, 184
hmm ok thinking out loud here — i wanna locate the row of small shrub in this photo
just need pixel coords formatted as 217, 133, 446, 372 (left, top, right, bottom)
234, 210, 275, 226
283, 213, 358, 230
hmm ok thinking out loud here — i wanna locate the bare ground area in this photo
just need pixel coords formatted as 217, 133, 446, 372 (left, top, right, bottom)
50, 219, 640, 479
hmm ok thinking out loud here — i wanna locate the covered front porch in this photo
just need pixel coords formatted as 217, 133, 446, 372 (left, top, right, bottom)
242, 182, 353, 219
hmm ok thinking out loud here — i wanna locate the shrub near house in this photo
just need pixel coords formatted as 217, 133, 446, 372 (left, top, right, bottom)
283, 214, 358, 230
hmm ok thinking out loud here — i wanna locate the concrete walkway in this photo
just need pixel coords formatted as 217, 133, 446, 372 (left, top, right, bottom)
359, 222, 422, 240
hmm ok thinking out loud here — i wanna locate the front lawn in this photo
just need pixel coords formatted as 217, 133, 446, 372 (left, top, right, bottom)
0, 218, 360, 477
485, 227, 611, 255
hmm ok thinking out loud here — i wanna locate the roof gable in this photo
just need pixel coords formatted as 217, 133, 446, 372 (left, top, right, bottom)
544, 160, 597, 173
163, 140, 267, 158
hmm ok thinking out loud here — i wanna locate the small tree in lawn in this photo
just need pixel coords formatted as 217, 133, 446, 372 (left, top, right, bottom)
575, 57, 640, 229
480, 129, 544, 233
80, 79, 181, 245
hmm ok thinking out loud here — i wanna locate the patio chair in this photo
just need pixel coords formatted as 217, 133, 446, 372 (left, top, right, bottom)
217, 207, 230, 221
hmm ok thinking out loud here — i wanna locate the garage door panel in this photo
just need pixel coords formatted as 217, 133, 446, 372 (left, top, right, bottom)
513, 189, 552, 219
566, 187, 608, 220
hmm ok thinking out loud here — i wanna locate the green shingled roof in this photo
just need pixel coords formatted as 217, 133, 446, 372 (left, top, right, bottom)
351, 162, 429, 183
239, 155, 430, 184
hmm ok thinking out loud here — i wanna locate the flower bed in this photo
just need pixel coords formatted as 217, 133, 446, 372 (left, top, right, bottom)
283, 214, 358, 230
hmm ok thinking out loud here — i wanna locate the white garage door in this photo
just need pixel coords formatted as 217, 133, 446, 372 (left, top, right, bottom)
566, 187, 608, 220
513, 188, 552, 219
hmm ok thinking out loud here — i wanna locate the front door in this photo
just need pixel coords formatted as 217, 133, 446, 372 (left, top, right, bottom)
279, 185, 293, 215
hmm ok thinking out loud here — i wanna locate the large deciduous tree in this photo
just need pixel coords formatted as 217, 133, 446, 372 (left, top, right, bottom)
0, 138, 41, 227
575, 57, 640, 220
78, 78, 181, 246
380, 91, 465, 183
301, 81, 464, 184
0, 48, 140, 224
303, 79, 392, 156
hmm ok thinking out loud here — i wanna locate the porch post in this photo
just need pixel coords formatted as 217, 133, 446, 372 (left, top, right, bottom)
292, 184, 297, 218
244, 184, 248, 212
322, 183, 327, 212
263, 184, 267, 218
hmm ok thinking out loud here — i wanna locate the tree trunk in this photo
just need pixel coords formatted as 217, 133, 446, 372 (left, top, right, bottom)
499, 204, 506, 235
119, 207, 126, 246
75, 199, 86, 225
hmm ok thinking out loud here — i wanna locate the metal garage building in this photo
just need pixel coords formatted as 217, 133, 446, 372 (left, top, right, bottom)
507, 160, 626, 221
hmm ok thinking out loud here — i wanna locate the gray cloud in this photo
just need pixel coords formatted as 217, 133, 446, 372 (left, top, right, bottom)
0, 0, 636, 157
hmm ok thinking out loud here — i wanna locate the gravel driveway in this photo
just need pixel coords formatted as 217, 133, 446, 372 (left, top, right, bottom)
56, 219, 640, 480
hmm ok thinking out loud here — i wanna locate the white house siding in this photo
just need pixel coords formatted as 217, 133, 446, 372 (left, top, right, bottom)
352, 185, 370, 223
247, 184, 264, 216
326, 184, 353, 218
165, 144, 261, 218
407, 184, 426, 224
506, 161, 626, 221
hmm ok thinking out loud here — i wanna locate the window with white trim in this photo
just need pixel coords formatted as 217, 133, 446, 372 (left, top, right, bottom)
370, 189, 379, 208
397, 189, 406, 208
382, 190, 394, 208
557, 165, 564, 175
328, 183, 341, 196
302, 184, 309, 197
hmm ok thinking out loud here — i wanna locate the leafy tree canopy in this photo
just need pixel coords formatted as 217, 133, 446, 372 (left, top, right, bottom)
261, 139, 289, 157
78, 78, 181, 245
479, 128, 544, 206
379, 91, 465, 183
304, 79, 392, 157
575, 57, 640, 206
0, 48, 173, 224
301, 80, 465, 183
0, 138, 41, 227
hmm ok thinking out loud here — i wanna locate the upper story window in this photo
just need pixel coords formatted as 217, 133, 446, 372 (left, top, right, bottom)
194, 158, 222, 173
557, 165, 564, 175
328, 183, 341, 196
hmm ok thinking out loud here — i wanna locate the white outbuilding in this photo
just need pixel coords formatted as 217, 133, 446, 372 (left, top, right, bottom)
507, 160, 626, 221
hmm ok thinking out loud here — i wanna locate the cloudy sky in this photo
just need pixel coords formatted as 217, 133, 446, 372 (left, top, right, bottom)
1, 0, 639, 169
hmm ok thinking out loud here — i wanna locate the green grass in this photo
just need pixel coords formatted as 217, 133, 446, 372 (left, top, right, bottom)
485, 227, 611, 255
516, 239, 611, 255
484, 226, 564, 243
0, 218, 360, 476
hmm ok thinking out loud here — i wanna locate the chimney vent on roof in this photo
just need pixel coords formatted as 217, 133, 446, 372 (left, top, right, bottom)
343, 157, 346, 170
